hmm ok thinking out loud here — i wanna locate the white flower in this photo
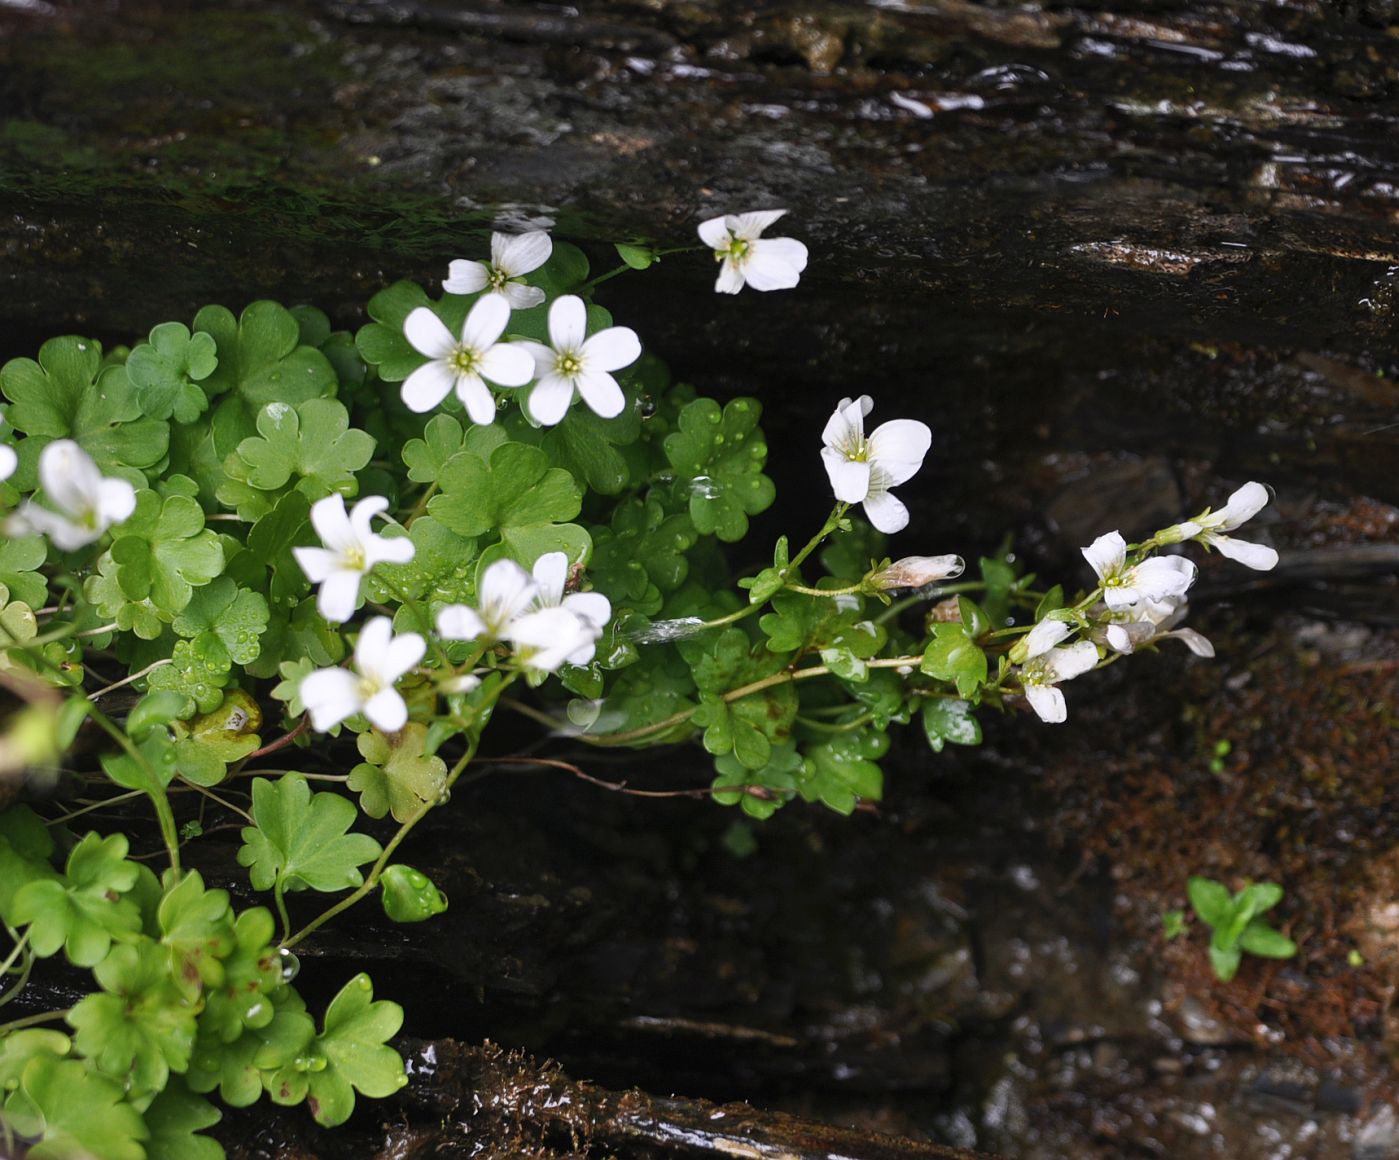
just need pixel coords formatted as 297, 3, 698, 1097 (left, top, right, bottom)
436, 559, 538, 642
300, 617, 425, 733
529, 551, 611, 664
1081, 532, 1197, 612
1170, 482, 1279, 571
698, 210, 808, 294
0, 444, 15, 484
401, 297, 535, 424
443, 231, 552, 311
8, 439, 136, 550
868, 554, 965, 591
820, 396, 932, 534
513, 296, 641, 425
1019, 629, 1099, 724
293, 494, 415, 624
508, 606, 600, 675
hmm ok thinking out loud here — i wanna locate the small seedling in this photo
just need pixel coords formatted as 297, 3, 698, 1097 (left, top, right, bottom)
1161, 909, 1186, 941
1187, 876, 1297, 982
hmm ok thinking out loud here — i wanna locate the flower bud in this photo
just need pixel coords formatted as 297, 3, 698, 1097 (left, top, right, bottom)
868, 554, 964, 591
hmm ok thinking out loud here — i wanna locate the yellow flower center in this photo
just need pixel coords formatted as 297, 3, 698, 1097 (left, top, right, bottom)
448, 344, 480, 375
557, 352, 584, 377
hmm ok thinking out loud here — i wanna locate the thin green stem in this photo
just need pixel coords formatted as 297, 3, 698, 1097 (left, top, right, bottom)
405, 482, 439, 527
575, 245, 702, 294
583, 654, 925, 748
281, 676, 517, 950
0, 1008, 69, 1034
273, 882, 293, 945
795, 710, 877, 734
86, 709, 180, 874
90, 657, 172, 699
784, 581, 864, 598
43, 789, 145, 826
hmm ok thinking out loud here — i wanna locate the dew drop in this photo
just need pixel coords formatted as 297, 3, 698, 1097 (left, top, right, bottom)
278, 947, 300, 982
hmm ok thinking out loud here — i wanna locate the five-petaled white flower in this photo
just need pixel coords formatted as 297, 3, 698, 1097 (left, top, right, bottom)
1168, 482, 1279, 571
508, 606, 600, 675
436, 559, 539, 643
514, 296, 641, 426
293, 494, 415, 624
300, 617, 426, 733
1016, 620, 1100, 725
698, 210, 809, 294
529, 551, 611, 665
1081, 532, 1197, 612
443, 231, 552, 311
820, 396, 932, 534
401, 297, 534, 424
8, 439, 136, 550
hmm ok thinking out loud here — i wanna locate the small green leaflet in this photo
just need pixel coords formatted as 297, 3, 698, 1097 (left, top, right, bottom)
920, 623, 989, 699
126, 322, 219, 424
921, 699, 983, 752
237, 773, 383, 894
347, 724, 447, 823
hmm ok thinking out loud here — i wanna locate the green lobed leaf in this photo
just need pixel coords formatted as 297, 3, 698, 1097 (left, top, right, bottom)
354, 281, 470, 384
305, 973, 407, 1127
662, 397, 775, 542
171, 690, 264, 787
797, 729, 889, 815
158, 869, 236, 1000
197, 906, 284, 1044
10, 831, 143, 966
1186, 876, 1233, 931
347, 723, 447, 823
237, 773, 383, 894
921, 699, 983, 752
711, 743, 802, 819
3, 1054, 148, 1160
0, 534, 48, 608
126, 322, 219, 424
143, 1083, 225, 1160
193, 300, 337, 412
920, 623, 988, 699
67, 939, 200, 1099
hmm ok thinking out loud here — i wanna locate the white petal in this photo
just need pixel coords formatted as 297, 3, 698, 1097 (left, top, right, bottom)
301, 668, 362, 732
513, 340, 558, 376
548, 295, 588, 351
309, 493, 354, 552
531, 552, 569, 605
527, 375, 576, 426
477, 341, 535, 389
1209, 534, 1279, 571
502, 282, 547, 311
354, 617, 395, 668
1081, 532, 1127, 583
1104, 624, 1135, 654
1044, 641, 1099, 683
494, 230, 552, 276
317, 569, 363, 624
1024, 684, 1066, 724
1023, 618, 1071, 659
575, 371, 625, 419
563, 591, 611, 628
1166, 627, 1215, 657
509, 607, 592, 673
479, 559, 537, 630
14, 503, 93, 551
401, 360, 456, 413
377, 631, 427, 684
822, 450, 871, 503
461, 294, 511, 350
0, 444, 16, 482
581, 326, 641, 373
443, 259, 490, 295
366, 533, 415, 568
731, 209, 787, 238
1215, 481, 1271, 530
95, 478, 137, 525
455, 375, 499, 426
1103, 586, 1142, 612
348, 495, 391, 544
1131, 555, 1197, 601
403, 308, 456, 359
437, 604, 487, 641
293, 545, 341, 584
741, 241, 805, 291
755, 236, 807, 273
821, 398, 867, 452
40, 440, 102, 517
363, 689, 409, 734
867, 419, 931, 482
862, 490, 910, 534
697, 216, 732, 249
714, 262, 745, 294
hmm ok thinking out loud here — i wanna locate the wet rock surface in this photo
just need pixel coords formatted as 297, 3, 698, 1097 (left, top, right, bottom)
2, 0, 1398, 1156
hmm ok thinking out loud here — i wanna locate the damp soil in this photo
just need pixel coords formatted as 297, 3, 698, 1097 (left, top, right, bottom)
2, 1, 1399, 1156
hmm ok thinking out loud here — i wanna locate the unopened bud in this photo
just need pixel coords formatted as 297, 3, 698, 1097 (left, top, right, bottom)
869, 554, 965, 591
